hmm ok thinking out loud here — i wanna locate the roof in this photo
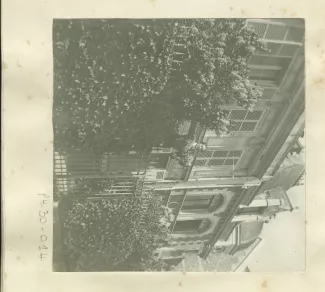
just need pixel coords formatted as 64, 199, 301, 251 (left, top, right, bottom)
266, 186, 294, 212
242, 163, 305, 206
227, 222, 263, 255
268, 164, 305, 192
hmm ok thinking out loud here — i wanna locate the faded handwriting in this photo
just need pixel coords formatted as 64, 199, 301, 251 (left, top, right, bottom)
37, 194, 50, 261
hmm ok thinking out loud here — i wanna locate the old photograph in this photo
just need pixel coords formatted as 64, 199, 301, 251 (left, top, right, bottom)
52, 18, 305, 272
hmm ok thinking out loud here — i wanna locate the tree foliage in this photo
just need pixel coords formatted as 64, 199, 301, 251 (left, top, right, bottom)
171, 140, 207, 167
167, 19, 267, 135
53, 19, 267, 153
54, 19, 180, 153
62, 189, 174, 271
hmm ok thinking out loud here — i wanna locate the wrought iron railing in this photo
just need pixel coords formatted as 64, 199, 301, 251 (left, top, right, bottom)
53, 151, 152, 199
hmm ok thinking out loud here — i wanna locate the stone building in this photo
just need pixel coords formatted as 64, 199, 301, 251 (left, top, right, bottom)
150, 18, 305, 264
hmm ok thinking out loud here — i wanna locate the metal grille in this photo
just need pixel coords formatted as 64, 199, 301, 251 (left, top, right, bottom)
265, 24, 287, 41
229, 110, 247, 120
54, 152, 67, 176
248, 21, 287, 42
195, 150, 243, 167
229, 122, 241, 132
54, 152, 69, 195
249, 22, 267, 38
226, 109, 264, 133
213, 151, 229, 157
197, 150, 213, 158
246, 110, 263, 120
229, 150, 242, 157
208, 159, 224, 166
249, 20, 303, 59
193, 160, 207, 167
224, 159, 239, 165
53, 151, 150, 199
240, 122, 257, 132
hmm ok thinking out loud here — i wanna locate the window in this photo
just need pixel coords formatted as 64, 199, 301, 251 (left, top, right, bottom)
247, 21, 268, 39
225, 109, 264, 133
173, 218, 211, 234
174, 220, 202, 232
182, 194, 214, 210
156, 171, 165, 179
265, 23, 287, 41
247, 20, 303, 58
149, 153, 170, 169
182, 194, 226, 213
249, 67, 279, 82
194, 150, 243, 167
205, 136, 246, 148
204, 109, 265, 136
249, 55, 290, 67
285, 26, 304, 43
102, 153, 150, 174
247, 21, 290, 42
237, 206, 267, 216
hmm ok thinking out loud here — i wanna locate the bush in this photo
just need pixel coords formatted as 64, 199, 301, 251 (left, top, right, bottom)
62, 189, 174, 271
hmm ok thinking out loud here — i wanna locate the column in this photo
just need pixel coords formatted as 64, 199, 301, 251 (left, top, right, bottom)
266, 198, 284, 206
239, 199, 268, 209
232, 214, 265, 222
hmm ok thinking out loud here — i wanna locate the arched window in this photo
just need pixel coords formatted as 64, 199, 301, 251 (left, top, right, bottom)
181, 194, 225, 213
173, 218, 211, 235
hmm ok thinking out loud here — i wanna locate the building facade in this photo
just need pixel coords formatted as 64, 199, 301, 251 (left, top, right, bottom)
152, 18, 305, 262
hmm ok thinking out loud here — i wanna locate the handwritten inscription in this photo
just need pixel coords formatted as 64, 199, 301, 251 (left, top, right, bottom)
37, 194, 50, 261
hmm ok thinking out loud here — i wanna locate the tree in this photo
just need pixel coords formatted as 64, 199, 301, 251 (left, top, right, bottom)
167, 19, 267, 136
53, 19, 180, 154
62, 188, 175, 271
53, 19, 267, 154
171, 140, 207, 167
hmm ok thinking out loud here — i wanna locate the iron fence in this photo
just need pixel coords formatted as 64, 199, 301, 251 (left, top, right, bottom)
54, 151, 150, 199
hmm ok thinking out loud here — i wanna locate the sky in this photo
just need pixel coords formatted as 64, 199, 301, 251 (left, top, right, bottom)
241, 185, 306, 272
